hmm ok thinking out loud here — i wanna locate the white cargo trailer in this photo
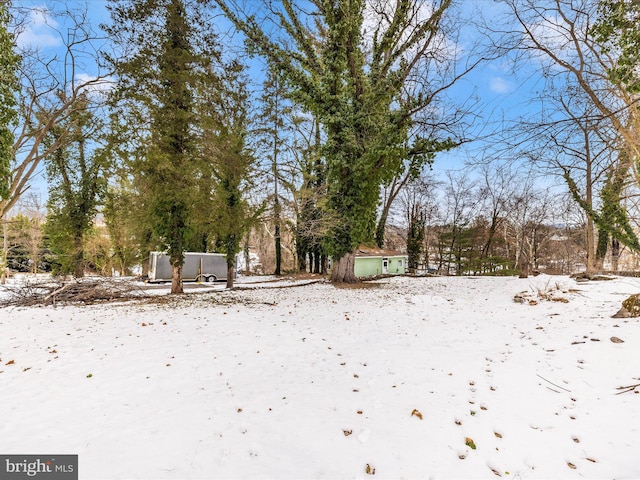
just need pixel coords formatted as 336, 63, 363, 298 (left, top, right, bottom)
147, 251, 231, 283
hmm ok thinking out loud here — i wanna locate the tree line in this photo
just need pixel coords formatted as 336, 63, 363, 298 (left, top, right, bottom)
1, 0, 639, 292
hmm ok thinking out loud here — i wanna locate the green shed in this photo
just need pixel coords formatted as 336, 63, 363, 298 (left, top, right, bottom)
354, 246, 408, 277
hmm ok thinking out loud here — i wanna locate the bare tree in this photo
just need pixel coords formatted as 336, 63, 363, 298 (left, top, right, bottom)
398, 174, 439, 272
494, 0, 640, 271
438, 171, 480, 275
504, 180, 556, 278
4, 3, 112, 219
476, 163, 520, 270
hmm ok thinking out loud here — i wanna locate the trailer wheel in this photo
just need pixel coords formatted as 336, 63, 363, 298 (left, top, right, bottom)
206, 275, 217, 283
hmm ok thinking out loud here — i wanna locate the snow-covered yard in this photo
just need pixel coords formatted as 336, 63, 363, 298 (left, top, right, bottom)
1, 274, 639, 479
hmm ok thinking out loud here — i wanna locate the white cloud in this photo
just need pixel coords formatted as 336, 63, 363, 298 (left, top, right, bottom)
15, 6, 62, 50
74, 73, 116, 98
489, 76, 515, 94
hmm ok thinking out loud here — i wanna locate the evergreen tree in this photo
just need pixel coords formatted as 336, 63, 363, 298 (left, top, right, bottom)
256, 68, 290, 276
593, 0, 640, 93
205, 62, 256, 288
0, 1, 19, 283
0, 1, 19, 201
105, 0, 218, 293
103, 181, 139, 276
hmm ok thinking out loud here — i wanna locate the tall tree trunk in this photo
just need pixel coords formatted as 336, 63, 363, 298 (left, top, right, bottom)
171, 264, 184, 294
376, 173, 413, 248
330, 252, 357, 283
297, 244, 307, 272
226, 264, 234, 289
312, 246, 322, 273
274, 220, 281, 275
518, 248, 529, 278
223, 238, 236, 288
375, 207, 390, 248
611, 238, 620, 271
596, 227, 608, 270
586, 217, 597, 273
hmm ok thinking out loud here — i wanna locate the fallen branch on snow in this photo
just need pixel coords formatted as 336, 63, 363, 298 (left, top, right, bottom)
0, 278, 148, 307
615, 382, 640, 395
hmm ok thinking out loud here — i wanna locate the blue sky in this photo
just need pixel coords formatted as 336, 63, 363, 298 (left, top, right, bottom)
11, 0, 542, 203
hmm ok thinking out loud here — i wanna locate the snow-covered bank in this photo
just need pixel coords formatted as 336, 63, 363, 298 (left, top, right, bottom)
1, 274, 639, 479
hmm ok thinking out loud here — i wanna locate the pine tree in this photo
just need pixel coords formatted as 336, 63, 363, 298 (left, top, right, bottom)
205, 62, 256, 289
105, 0, 216, 293
256, 67, 294, 275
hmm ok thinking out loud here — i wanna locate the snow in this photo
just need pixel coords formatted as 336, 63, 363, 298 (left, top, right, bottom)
1, 274, 640, 479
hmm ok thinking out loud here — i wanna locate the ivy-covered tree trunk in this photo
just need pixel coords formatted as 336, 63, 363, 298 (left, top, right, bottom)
0, 2, 18, 202
44, 94, 105, 279
217, 0, 457, 283
0, 2, 20, 282
596, 227, 608, 270
611, 238, 620, 271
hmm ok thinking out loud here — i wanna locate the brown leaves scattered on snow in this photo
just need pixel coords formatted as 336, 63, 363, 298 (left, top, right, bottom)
514, 281, 574, 305
410, 409, 423, 420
